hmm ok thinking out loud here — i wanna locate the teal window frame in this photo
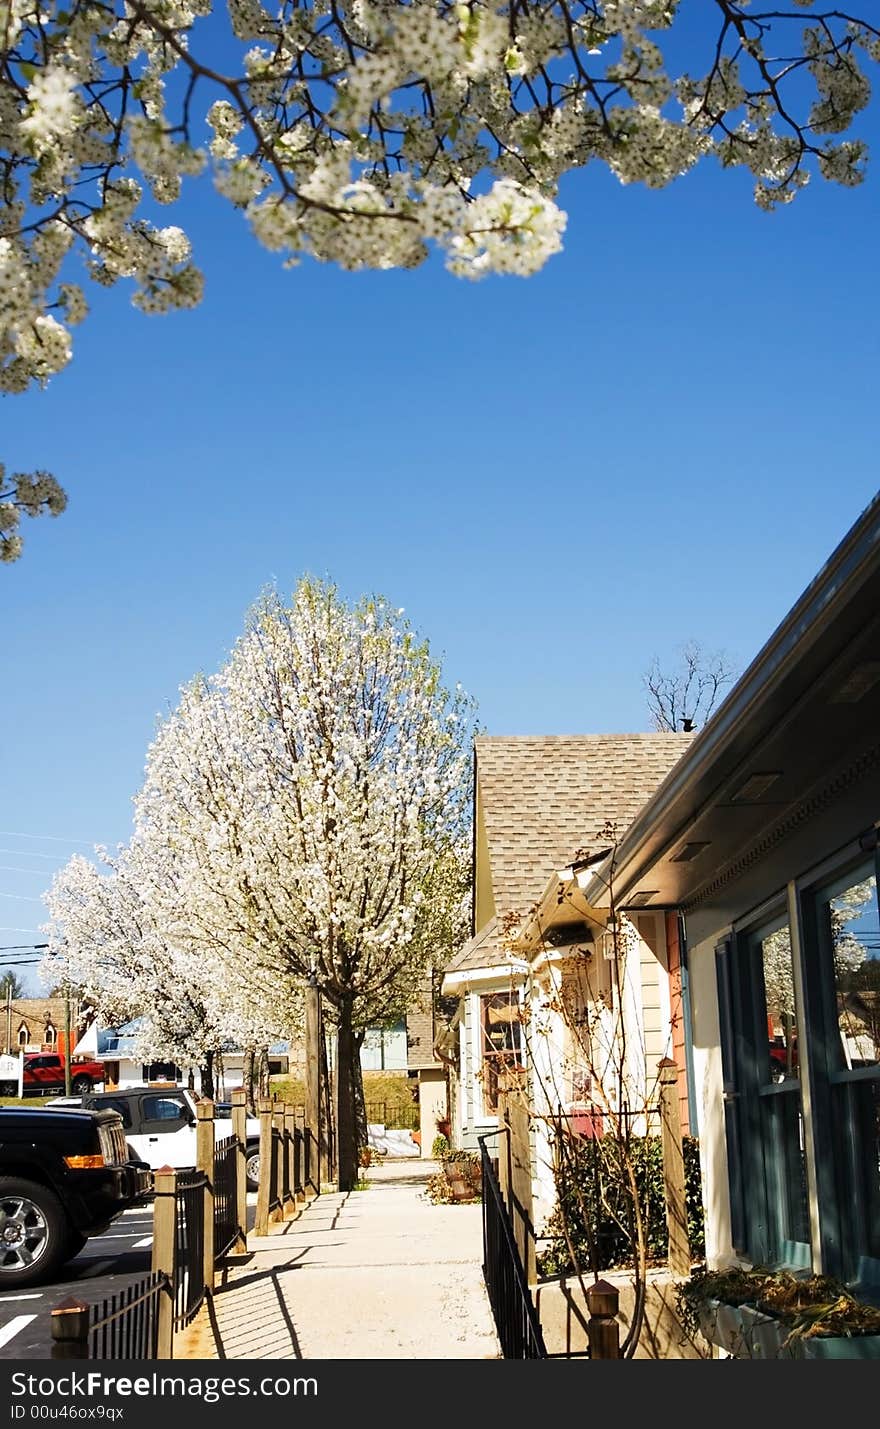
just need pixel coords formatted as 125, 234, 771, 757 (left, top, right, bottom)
716, 839, 880, 1294
717, 909, 810, 1269
798, 850, 880, 1291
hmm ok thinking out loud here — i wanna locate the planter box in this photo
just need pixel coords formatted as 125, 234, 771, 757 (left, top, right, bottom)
698, 1300, 786, 1359
698, 1300, 880, 1360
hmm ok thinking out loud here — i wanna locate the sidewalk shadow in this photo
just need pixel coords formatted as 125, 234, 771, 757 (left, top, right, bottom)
203, 1267, 304, 1360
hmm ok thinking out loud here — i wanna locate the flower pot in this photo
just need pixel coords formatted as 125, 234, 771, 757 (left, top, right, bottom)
698, 1300, 880, 1359
786, 1333, 880, 1360
698, 1300, 786, 1359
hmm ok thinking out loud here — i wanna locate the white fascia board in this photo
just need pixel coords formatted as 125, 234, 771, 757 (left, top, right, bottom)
441, 961, 528, 994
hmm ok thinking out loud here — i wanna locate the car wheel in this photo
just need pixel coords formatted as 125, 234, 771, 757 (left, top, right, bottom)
71, 1075, 93, 1094
245, 1145, 260, 1191
0, 1177, 70, 1288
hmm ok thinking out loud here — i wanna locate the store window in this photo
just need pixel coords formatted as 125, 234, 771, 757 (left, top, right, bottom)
479, 992, 524, 1115
811, 862, 880, 1282
718, 852, 880, 1286
717, 914, 810, 1267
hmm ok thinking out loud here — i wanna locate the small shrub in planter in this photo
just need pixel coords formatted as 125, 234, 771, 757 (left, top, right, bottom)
431, 1133, 450, 1160
425, 1150, 482, 1203
537, 1132, 706, 1276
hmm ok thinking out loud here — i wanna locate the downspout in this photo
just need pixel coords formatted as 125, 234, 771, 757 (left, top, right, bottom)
678, 912, 699, 1138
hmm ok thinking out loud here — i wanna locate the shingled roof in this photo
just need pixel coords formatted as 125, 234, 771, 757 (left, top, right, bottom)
444, 733, 693, 980
475, 733, 694, 920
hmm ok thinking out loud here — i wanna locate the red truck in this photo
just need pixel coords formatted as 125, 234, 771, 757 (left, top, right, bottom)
0, 1051, 106, 1097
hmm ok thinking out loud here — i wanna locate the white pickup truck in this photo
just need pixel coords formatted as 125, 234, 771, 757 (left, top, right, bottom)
76, 1085, 263, 1190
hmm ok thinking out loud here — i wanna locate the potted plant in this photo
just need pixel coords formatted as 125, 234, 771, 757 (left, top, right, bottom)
676, 1266, 880, 1359
441, 1149, 482, 1202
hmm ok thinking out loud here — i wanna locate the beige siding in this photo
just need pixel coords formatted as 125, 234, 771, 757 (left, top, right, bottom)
637, 915, 669, 1072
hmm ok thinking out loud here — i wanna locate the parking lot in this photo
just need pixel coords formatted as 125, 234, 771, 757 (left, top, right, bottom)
0, 1202, 155, 1358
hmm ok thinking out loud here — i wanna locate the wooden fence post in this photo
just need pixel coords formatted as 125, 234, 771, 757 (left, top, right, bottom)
658, 1057, 691, 1276
271, 1104, 285, 1224
254, 1098, 273, 1235
507, 1091, 536, 1288
196, 1099, 215, 1294
230, 1087, 248, 1253
50, 1297, 89, 1359
151, 1166, 177, 1360
587, 1279, 620, 1359
497, 1071, 535, 1286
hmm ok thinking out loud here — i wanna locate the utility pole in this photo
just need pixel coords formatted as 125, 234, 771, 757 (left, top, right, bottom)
5, 985, 11, 1056
64, 989, 72, 1097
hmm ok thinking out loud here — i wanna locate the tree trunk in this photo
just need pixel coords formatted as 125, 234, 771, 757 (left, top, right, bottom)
258, 1046, 270, 1100
200, 1048, 215, 1100
187, 1068, 195, 1091
242, 1046, 256, 1115
320, 1020, 337, 1186
336, 996, 358, 1192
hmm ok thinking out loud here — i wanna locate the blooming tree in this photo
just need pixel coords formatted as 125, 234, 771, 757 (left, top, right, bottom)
134, 578, 475, 1189
41, 841, 297, 1093
3, 2, 880, 556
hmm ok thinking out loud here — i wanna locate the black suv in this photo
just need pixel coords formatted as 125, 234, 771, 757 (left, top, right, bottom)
0, 1106, 151, 1288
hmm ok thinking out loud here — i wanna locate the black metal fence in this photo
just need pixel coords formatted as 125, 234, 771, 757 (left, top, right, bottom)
174, 1168, 206, 1329
269, 1119, 283, 1218
366, 1100, 419, 1131
478, 1137, 547, 1359
213, 1133, 239, 1260
89, 1271, 168, 1360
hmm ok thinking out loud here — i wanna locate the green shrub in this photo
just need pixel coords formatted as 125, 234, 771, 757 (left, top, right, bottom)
431, 1133, 450, 1159
537, 1133, 706, 1277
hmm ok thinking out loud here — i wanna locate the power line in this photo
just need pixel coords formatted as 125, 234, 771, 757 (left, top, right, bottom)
0, 865, 55, 877
0, 849, 65, 861
0, 892, 42, 902
0, 943, 48, 951
0, 831, 96, 846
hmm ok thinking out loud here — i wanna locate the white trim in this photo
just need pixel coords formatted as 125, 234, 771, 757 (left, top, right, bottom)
442, 961, 527, 994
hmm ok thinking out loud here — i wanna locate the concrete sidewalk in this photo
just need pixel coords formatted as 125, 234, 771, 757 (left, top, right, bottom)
185, 1160, 501, 1360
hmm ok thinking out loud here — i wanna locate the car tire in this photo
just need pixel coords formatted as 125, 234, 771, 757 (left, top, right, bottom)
0, 1176, 70, 1288
71, 1075, 93, 1094
245, 1145, 260, 1192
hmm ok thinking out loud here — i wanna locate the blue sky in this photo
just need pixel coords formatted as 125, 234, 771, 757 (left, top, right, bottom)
2, 47, 880, 990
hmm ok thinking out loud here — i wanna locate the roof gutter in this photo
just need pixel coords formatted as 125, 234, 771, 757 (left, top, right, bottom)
583, 492, 880, 907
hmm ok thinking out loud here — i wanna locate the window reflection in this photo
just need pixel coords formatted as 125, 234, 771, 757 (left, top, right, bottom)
760, 925, 799, 1082
480, 992, 524, 1114
826, 873, 879, 1069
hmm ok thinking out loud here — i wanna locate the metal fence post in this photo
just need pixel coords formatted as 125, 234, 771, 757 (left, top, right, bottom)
255, 1097, 272, 1235
294, 1107, 306, 1202
196, 1099, 215, 1294
284, 1102, 296, 1216
50, 1297, 90, 1359
271, 1104, 285, 1224
151, 1166, 177, 1360
230, 1087, 248, 1253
